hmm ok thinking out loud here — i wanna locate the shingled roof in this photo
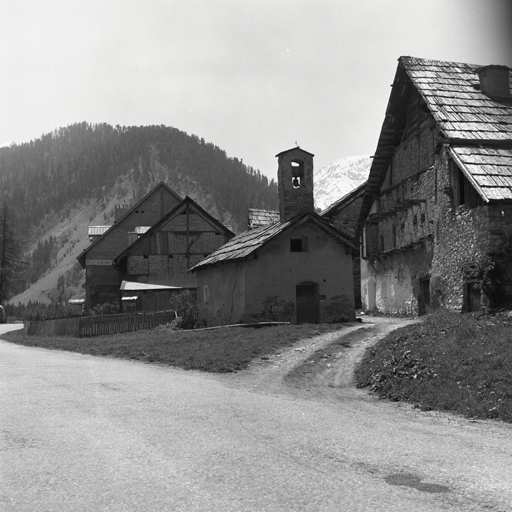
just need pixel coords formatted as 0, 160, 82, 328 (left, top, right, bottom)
247, 208, 280, 229
449, 146, 512, 201
403, 56, 511, 142
188, 211, 356, 272
360, 56, 512, 228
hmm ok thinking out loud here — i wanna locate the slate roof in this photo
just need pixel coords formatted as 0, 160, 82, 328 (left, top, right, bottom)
449, 146, 512, 201
403, 57, 512, 142
120, 280, 183, 291
247, 208, 280, 229
360, 56, 512, 227
189, 211, 356, 272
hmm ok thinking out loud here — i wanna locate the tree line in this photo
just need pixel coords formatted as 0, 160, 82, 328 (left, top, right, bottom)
0, 122, 278, 237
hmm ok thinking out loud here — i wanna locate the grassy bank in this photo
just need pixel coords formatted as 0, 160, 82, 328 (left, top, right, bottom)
355, 310, 512, 422
2, 323, 347, 373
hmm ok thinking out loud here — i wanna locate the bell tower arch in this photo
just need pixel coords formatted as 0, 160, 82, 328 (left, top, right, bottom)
276, 147, 315, 222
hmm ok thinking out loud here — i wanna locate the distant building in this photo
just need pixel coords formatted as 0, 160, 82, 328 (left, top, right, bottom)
321, 182, 367, 308
190, 147, 357, 325
113, 196, 234, 311
78, 182, 183, 310
359, 57, 512, 314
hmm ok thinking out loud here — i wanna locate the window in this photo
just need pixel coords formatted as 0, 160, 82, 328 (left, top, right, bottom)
203, 285, 210, 307
290, 236, 309, 252
450, 160, 483, 209
291, 160, 304, 188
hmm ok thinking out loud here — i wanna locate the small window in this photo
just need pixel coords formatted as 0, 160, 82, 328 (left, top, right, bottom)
290, 236, 309, 252
203, 285, 210, 306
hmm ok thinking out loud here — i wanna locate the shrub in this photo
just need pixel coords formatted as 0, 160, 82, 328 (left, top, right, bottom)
169, 290, 198, 330
91, 300, 120, 316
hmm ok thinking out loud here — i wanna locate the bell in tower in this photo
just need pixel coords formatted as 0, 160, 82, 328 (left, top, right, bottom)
276, 147, 315, 222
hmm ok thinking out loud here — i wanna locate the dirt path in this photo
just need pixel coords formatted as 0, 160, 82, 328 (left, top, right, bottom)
224, 316, 417, 401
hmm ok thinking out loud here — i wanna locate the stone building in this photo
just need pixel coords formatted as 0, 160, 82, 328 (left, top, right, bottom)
78, 182, 183, 310
321, 182, 366, 308
359, 56, 512, 315
189, 147, 357, 326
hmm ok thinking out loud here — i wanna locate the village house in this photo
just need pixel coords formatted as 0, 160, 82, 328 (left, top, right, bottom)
359, 56, 512, 315
78, 182, 183, 310
113, 196, 234, 311
321, 182, 367, 308
189, 147, 357, 326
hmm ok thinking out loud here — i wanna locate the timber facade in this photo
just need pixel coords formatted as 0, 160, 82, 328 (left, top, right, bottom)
78, 183, 182, 310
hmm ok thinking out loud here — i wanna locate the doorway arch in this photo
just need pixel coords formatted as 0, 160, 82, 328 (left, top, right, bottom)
296, 282, 319, 324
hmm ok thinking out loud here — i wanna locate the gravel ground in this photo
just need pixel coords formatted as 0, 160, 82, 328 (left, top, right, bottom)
1, 319, 512, 511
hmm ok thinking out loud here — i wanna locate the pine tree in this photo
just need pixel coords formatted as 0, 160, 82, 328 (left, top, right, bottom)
0, 202, 26, 302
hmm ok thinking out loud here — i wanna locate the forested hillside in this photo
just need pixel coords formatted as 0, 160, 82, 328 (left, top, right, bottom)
0, 122, 278, 235
0, 122, 278, 303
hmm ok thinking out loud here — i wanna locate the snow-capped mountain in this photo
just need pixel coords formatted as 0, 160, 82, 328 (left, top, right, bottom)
314, 155, 371, 211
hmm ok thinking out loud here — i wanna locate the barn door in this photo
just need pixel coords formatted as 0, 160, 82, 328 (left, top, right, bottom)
296, 283, 318, 324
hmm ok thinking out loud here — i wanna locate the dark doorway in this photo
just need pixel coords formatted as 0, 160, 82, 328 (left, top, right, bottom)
418, 278, 430, 316
296, 282, 318, 324
465, 284, 481, 312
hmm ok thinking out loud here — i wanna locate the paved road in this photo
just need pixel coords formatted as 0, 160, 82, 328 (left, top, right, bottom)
1, 320, 511, 511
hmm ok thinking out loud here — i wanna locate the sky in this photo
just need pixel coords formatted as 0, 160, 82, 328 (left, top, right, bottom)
1, 0, 511, 179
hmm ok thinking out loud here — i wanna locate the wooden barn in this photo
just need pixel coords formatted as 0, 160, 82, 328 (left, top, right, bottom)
78, 182, 183, 310
113, 196, 234, 311
189, 147, 357, 326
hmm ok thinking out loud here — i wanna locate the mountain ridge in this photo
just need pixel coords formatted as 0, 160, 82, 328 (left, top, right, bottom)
314, 155, 371, 211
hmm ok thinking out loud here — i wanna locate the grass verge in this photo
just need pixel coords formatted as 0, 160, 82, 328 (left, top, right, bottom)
2, 323, 348, 373
355, 310, 512, 422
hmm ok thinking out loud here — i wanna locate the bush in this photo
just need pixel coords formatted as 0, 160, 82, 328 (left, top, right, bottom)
91, 301, 120, 316
169, 290, 198, 330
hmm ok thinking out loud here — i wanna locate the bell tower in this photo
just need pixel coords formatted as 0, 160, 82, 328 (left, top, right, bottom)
276, 147, 315, 222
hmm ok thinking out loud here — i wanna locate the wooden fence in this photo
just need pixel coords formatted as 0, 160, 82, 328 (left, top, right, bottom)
24, 311, 175, 338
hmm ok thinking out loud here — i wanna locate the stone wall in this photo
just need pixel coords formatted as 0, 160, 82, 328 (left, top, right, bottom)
362, 141, 512, 314
277, 148, 315, 221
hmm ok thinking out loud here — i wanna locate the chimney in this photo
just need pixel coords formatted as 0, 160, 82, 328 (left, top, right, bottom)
477, 65, 510, 99
276, 147, 315, 222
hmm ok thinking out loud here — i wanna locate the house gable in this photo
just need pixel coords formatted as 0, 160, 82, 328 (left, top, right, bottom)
78, 182, 183, 267
321, 182, 367, 238
113, 196, 234, 287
